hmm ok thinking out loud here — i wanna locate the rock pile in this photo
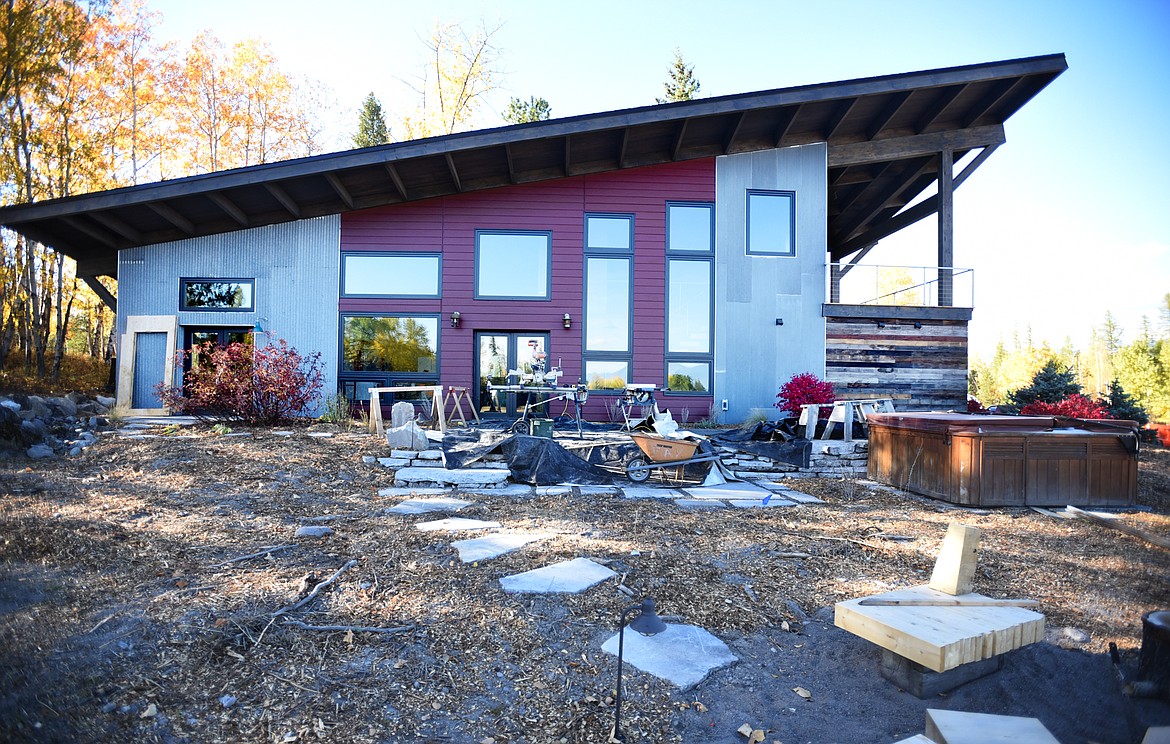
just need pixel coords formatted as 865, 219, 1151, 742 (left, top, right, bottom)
0, 392, 115, 459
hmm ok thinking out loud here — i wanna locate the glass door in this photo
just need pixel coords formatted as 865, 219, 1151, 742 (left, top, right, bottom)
475, 332, 550, 415
183, 326, 253, 372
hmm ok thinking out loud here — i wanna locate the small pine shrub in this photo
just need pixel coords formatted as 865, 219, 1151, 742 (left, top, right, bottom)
775, 372, 835, 417
1008, 360, 1081, 409
1104, 379, 1149, 426
156, 339, 324, 425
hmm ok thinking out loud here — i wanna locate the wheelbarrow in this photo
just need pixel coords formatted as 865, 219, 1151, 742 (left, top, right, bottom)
625, 432, 722, 483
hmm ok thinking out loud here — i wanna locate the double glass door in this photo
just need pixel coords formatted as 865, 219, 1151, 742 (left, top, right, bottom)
476, 332, 549, 415
183, 326, 252, 371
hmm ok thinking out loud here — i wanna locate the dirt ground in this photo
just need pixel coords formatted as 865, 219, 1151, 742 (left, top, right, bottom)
1, 423, 1169, 744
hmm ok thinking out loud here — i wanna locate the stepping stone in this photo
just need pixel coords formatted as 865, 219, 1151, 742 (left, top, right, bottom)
295, 526, 334, 538
569, 485, 620, 496
395, 467, 509, 488
600, 623, 737, 689
536, 485, 572, 496
681, 481, 771, 500
675, 499, 727, 510
784, 491, 826, 504
470, 484, 534, 497
754, 480, 797, 493
306, 432, 334, 438
415, 517, 501, 532
451, 532, 551, 562
621, 487, 684, 500
500, 557, 616, 594
377, 458, 411, 468
377, 487, 451, 497
729, 496, 797, 508
386, 496, 473, 515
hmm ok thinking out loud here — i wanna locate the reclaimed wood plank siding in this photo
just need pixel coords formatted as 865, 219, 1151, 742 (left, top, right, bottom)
824, 316, 969, 410
340, 159, 715, 420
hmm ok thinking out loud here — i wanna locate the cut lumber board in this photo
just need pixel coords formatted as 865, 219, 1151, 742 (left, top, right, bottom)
929, 523, 981, 595
925, 709, 1058, 744
1144, 727, 1170, 744
859, 597, 1038, 608
835, 585, 1045, 673
1065, 506, 1170, 550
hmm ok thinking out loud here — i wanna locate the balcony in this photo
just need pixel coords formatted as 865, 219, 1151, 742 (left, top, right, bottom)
827, 264, 974, 309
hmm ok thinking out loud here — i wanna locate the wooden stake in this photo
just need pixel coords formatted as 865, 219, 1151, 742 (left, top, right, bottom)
929, 523, 981, 596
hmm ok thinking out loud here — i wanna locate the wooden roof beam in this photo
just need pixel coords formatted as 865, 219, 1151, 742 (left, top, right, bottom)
90, 211, 142, 243
81, 275, 116, 312
914, 85, 964, 133
148, 202, 195, 234
836, 157, 933, 241
672, 119, 690, 160
445, 153, 463, 192
264, 183, 301, 218
384, 163, 409, 198
324, 173, 354, 209
723, 112, 746, 154
961, 78, 1024, 128
828, 124, 1004, 167
62, 216, 119, 248
772, 105, 799, 146
867, 91, 913, 140
824, 98, 859, 141
618, 127, 629, 168
208, 192, 248, 226
563, 135, 571, 176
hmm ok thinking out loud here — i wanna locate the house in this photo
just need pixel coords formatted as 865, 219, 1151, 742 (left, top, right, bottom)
0, 55, 1067, 422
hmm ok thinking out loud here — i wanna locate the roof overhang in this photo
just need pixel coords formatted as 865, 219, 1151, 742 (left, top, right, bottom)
0, 54, 1066, 277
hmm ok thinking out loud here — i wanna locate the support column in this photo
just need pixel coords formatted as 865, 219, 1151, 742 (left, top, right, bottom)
937, 148, 954, 307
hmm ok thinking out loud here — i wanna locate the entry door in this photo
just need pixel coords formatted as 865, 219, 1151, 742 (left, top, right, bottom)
183, 326, 253, 372
475, 332, 550, 415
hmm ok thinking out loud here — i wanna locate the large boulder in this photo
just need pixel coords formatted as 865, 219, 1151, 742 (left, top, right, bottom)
386, 420, 429, 451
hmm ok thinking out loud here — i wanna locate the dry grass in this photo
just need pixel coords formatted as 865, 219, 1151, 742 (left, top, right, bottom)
1, 427, 1167, 742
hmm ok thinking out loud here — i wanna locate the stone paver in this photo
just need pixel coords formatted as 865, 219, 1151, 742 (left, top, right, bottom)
414, 517, 501, 532
386, 496, 473, 515
620, 487, 684, 500
499, 557, 616, 594
377, 487, 451, 497
451, 532, 551, 562
675, 499, 727, 510
395, 466, 509, 488
680, 481, 771, 500
728, 497, 797, 508
782, 491, 826, 504
600, 623, 737, 689
478, 484, 536, 497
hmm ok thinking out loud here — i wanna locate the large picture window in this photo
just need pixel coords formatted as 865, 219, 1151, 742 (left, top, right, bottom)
582, 214, 633, 392
180, 278, 254, 311
341, 315, 438, 374
746, 190, 796, 256
665, 203, 714, 395
475, 230, 551, 299
342, 253, 441, 297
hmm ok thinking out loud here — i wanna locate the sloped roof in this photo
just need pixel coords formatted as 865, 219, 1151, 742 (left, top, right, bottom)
0, 54, 1066, 276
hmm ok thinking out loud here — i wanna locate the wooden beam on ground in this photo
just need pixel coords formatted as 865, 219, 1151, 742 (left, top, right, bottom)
264, 183, 301, 218
929, 523, 981, 595
208, 192, 248, 226
859, 597, 1038, 608
828, 125, 1004, 167
148, 202, 195, 234
324, 173, 354, 209
81, 275, 117, 312
1066, 506, 1170, 550
925, 709, 1059, 744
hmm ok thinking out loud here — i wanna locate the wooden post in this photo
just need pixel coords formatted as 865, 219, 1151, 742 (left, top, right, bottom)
929, 523, 981, 595
937, 148, 954, 307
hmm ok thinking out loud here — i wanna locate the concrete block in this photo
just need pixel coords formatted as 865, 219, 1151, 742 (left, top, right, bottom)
880, 649, 1002, 698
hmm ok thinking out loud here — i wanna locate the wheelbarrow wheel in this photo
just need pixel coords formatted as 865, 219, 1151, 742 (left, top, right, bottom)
509, 419, 528, 434
626, 456, 651, 483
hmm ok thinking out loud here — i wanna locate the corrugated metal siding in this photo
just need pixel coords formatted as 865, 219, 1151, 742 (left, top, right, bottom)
117, 216, 341, 409
714, 145, 828, 422
341, 160, 715, 420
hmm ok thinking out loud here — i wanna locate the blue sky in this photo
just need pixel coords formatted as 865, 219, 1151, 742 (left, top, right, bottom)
151, 0, 1170, 358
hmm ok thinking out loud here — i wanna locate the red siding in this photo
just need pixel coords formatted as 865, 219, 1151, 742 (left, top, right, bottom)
340, 159, 715, 420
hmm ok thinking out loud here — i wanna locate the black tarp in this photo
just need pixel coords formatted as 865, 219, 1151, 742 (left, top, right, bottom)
438, 430, 617, 485
712, 421, 813, 469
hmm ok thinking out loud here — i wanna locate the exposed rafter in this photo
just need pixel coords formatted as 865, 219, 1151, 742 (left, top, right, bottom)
324, 173, 354, 209
445, 153, 463, 192
827, 125, 1005, 167
723, 112, 746, 154
772, 105, 799, 146
264, 183, 301, 218
148, 202, 195, 234
63, 216, 118, 247
90, 211, 142, 242
563, 135, 571, 176
823, 98, 858, 141
866, 90, 912, 140
208, 192, 248, 226
914, 85, 963, 133
617, 128, 629, 168
384, 163, 409, 199
671, 119, 689, 160
961, 78, 1023, 128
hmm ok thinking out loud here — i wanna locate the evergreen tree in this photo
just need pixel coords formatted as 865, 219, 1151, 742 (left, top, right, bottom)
657, 48, 700, 103
503, 96, 551, 124
1007, 359, 1081, 409
1105, 379, 1148, 426
352, 92, 390, 148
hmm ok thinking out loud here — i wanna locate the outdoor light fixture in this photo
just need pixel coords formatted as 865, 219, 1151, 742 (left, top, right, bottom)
450, 311, 461, 328
252, 317, 268, 335
563, 313, 572, 329
612, 597, 667, 743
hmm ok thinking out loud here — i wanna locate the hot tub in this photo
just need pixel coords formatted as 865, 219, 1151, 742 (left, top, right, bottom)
866, 413, 1138, 507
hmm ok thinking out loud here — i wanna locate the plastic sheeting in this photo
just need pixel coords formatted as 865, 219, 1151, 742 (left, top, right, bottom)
438, 430, 616, 485
713, 421, 812, 469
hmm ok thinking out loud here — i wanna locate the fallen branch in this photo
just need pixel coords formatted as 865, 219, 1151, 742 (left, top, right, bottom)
282, 620, 414, 634
1065, 506, 1170, 550
222, 544, 295, 565
777, 530, 886, 551
272, 559, 358, 618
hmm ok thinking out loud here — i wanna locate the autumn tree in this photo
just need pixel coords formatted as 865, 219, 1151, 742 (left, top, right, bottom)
657, 47, 700, 103
503, 95, 550, 124
398, 19, 503, 140
352, 92, 390, 147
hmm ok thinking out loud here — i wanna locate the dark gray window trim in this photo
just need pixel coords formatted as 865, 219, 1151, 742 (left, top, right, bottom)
745, 189, 797, 257
584, 212, 635, 253
581, 356, 633, 394
179, 277, 255, 312
664, 254, 714, 395
473, 229, 553, 300
337, 312, 442, 379
340, 251, 442, 299
663, 359, 713, 395
665, 201, 715, 255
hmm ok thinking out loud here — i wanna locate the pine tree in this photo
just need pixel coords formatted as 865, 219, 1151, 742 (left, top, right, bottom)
503, 96, 551, 124
1007, 359, 1081, 409
657, 48, 700, 103
352, 92, 390, 148
1105, 379, 1148, 425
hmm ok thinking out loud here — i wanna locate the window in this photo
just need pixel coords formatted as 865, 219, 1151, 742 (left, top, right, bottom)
475, 230, 551, 299
665, 203, 714, 394
583, 214, 633, 391
342, 253, 441, 297
746, 190, 796, 256
180, 278, 254, 311
341, 315, 438, 374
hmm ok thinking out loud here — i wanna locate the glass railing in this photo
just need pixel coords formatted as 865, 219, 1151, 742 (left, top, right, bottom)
827, 264, 974, 308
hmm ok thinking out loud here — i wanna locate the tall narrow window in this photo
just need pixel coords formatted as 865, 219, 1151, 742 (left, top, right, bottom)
582, 214, 633, 390
665, 202, 713, 393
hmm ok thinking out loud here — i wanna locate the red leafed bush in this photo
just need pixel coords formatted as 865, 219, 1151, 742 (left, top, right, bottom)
156, 339, 324, 425
775, 372, 835, 417
1019, 394, 1112, 419
967, 398, 989, 414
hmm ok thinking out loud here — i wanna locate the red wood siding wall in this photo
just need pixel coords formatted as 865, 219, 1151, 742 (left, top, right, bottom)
340, 158, 715, 420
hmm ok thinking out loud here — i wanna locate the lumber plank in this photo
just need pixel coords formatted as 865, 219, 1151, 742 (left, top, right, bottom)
929, 523, 981, 595
859, 597, 1038, 608
925, 709, 1059, 744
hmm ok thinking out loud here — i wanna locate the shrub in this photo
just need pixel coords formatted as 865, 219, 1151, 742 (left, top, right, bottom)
1007, 360, 1081, 409
156, 339, 324, 425
1104, 379, 1149, 426
775, 372, 835, 417
1020, 394, 1111, 419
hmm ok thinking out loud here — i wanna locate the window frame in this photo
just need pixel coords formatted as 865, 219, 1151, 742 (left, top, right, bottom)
582, 213, 634, 394
474, 229, 553, 300
745, 189, 797, 257
179, 277, 255, 312
337, 312, 442, 379
665, 201, 715, 254
664, 202, 715, 396
340, 252, 442, 299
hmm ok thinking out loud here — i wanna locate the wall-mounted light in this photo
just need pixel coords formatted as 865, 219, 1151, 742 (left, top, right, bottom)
914, 321, 923, 329
775, 318, 784, 326
450, 311, 461, 328
252, 317, 269, 335
563, 313, 572, 329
